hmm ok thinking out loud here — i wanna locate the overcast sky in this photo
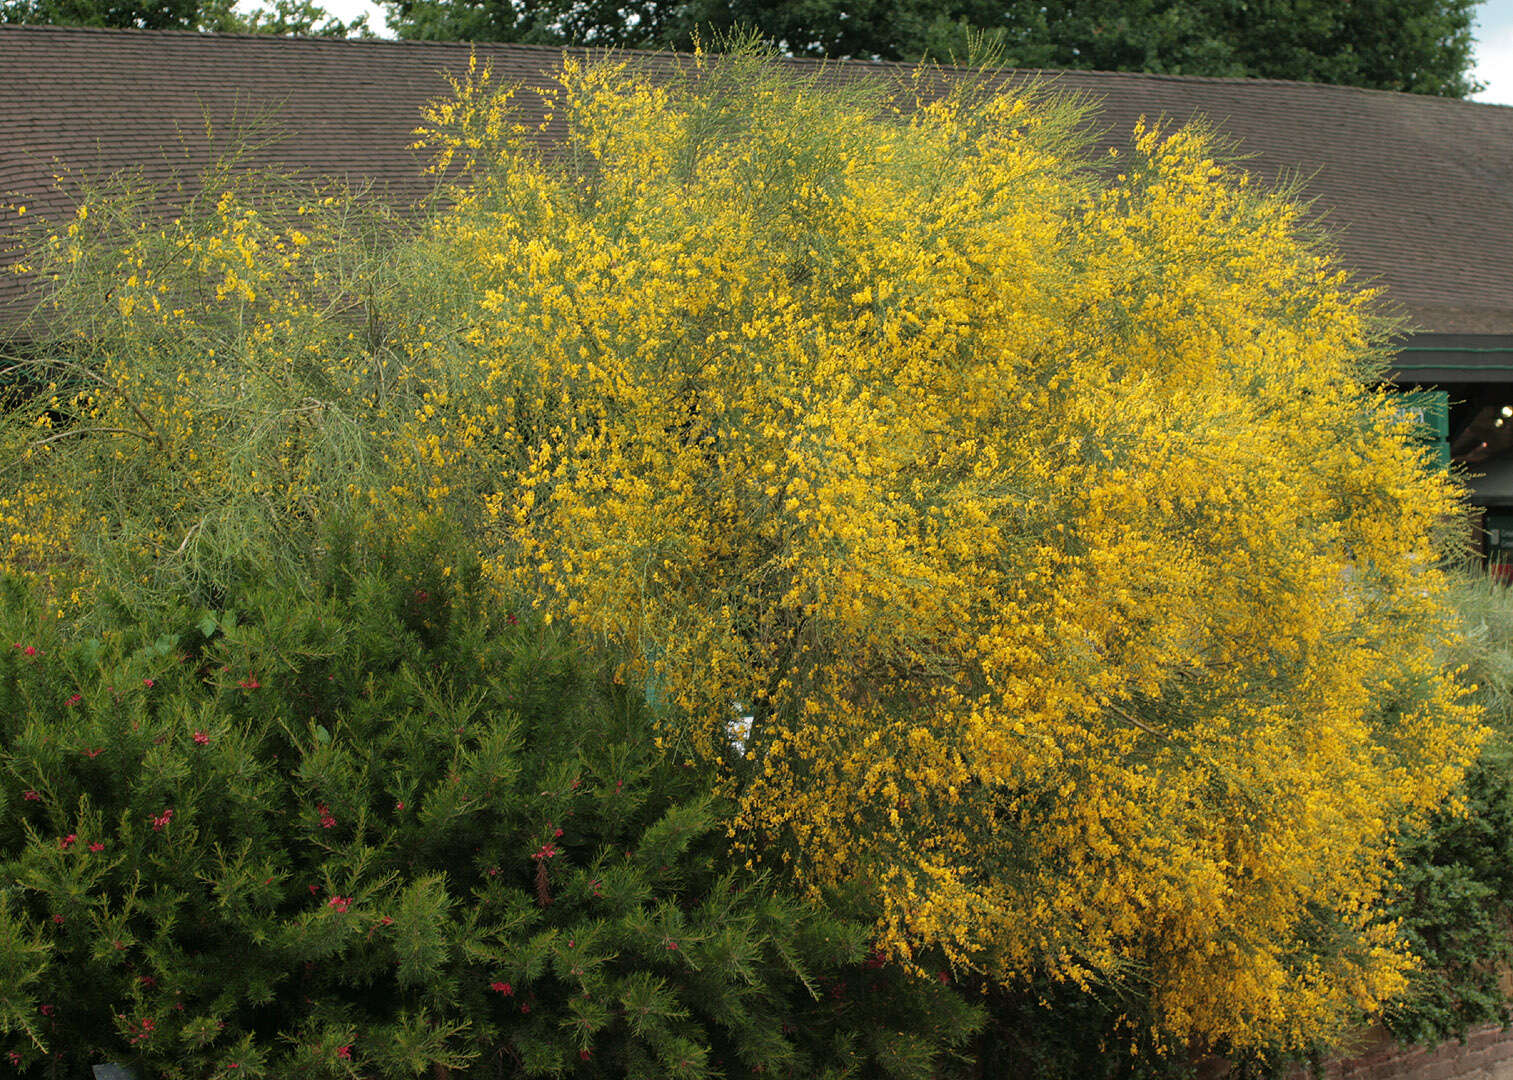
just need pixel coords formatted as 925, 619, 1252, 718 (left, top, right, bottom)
1473, 0, 1513, 105
309, 0, 1513, 106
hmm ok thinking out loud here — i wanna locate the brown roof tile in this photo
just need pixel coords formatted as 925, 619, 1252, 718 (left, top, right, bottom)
3, 24, 1512, 336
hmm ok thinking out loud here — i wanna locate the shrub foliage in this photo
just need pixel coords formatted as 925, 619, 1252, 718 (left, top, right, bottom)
0, 529, 981, 1078
1384, 572, 1513, 1047
406, 53, 1481, 1050
0, 45, 1485, 1059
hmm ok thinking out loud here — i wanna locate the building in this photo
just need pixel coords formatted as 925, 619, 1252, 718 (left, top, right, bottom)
4, 23, 1513, 532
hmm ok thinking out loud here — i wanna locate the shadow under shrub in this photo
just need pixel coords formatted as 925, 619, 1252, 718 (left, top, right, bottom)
0, 523, 981, 1079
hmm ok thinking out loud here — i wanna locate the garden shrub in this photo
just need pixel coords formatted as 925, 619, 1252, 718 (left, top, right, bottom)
0, 42, 1486, 1060
0, 163, 414, 607
1384, 570, 1513, 1047
401, 49, 1483, 1052
0, 524, 982, 1078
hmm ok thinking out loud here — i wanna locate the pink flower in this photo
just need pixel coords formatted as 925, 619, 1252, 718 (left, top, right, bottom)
151, 808, 174, 831
51, 914, 63, 925
316, 803, 336, 829
394, 799, 405, 811
142, 678, 154, 688
192, 731, 209, 745
490, 981, 513, 995
39, 1004, 53, 1017
82, 747, 103, 758
237, 675, 260, 690
59, 834, 75, 850
65, 694, 82, 707
22, 790, 40, 801
532, 842, 558, 861
379, 915, 393, 926
327, 895, 352, 913
336, 1045, 351, 1060
22, 645, 37, 657
89, 841, 104, 853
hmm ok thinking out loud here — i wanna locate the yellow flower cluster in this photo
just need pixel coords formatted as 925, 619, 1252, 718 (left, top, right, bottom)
0, 174, 413, 601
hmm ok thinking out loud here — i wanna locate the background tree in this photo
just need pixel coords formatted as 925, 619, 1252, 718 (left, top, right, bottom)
385, 0, 1485, 97
0, 0, 371, 37
384, 0, 677, 45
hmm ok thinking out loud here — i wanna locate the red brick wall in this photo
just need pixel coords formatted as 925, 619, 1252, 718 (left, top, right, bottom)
1282, 1024, 1513, 1080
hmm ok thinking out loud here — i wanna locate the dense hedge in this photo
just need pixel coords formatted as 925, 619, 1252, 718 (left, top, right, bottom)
0, 525, 981, 1078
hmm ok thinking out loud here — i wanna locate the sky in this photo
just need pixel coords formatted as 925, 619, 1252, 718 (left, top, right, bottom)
305, 0, 1513, 106
1473, 0, 1513, 105
309, 0, 386, 33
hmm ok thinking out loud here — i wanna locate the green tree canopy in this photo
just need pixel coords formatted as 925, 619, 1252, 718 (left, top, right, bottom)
0, 0, 371, 36
386, 0, 1485, 97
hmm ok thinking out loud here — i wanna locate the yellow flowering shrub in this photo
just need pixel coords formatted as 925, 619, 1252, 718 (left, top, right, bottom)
403, 52, 1481, 1052
0, 168, 423, 603
0, 47, 1483, 1057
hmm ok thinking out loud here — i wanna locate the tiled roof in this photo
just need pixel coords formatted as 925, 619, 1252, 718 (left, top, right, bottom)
3, 23, 1513, 335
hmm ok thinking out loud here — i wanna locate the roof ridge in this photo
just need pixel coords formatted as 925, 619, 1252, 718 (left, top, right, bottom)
1, 23, 1507, 110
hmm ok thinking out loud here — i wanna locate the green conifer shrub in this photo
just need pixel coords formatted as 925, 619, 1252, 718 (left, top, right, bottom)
0, 523, 981, 1078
